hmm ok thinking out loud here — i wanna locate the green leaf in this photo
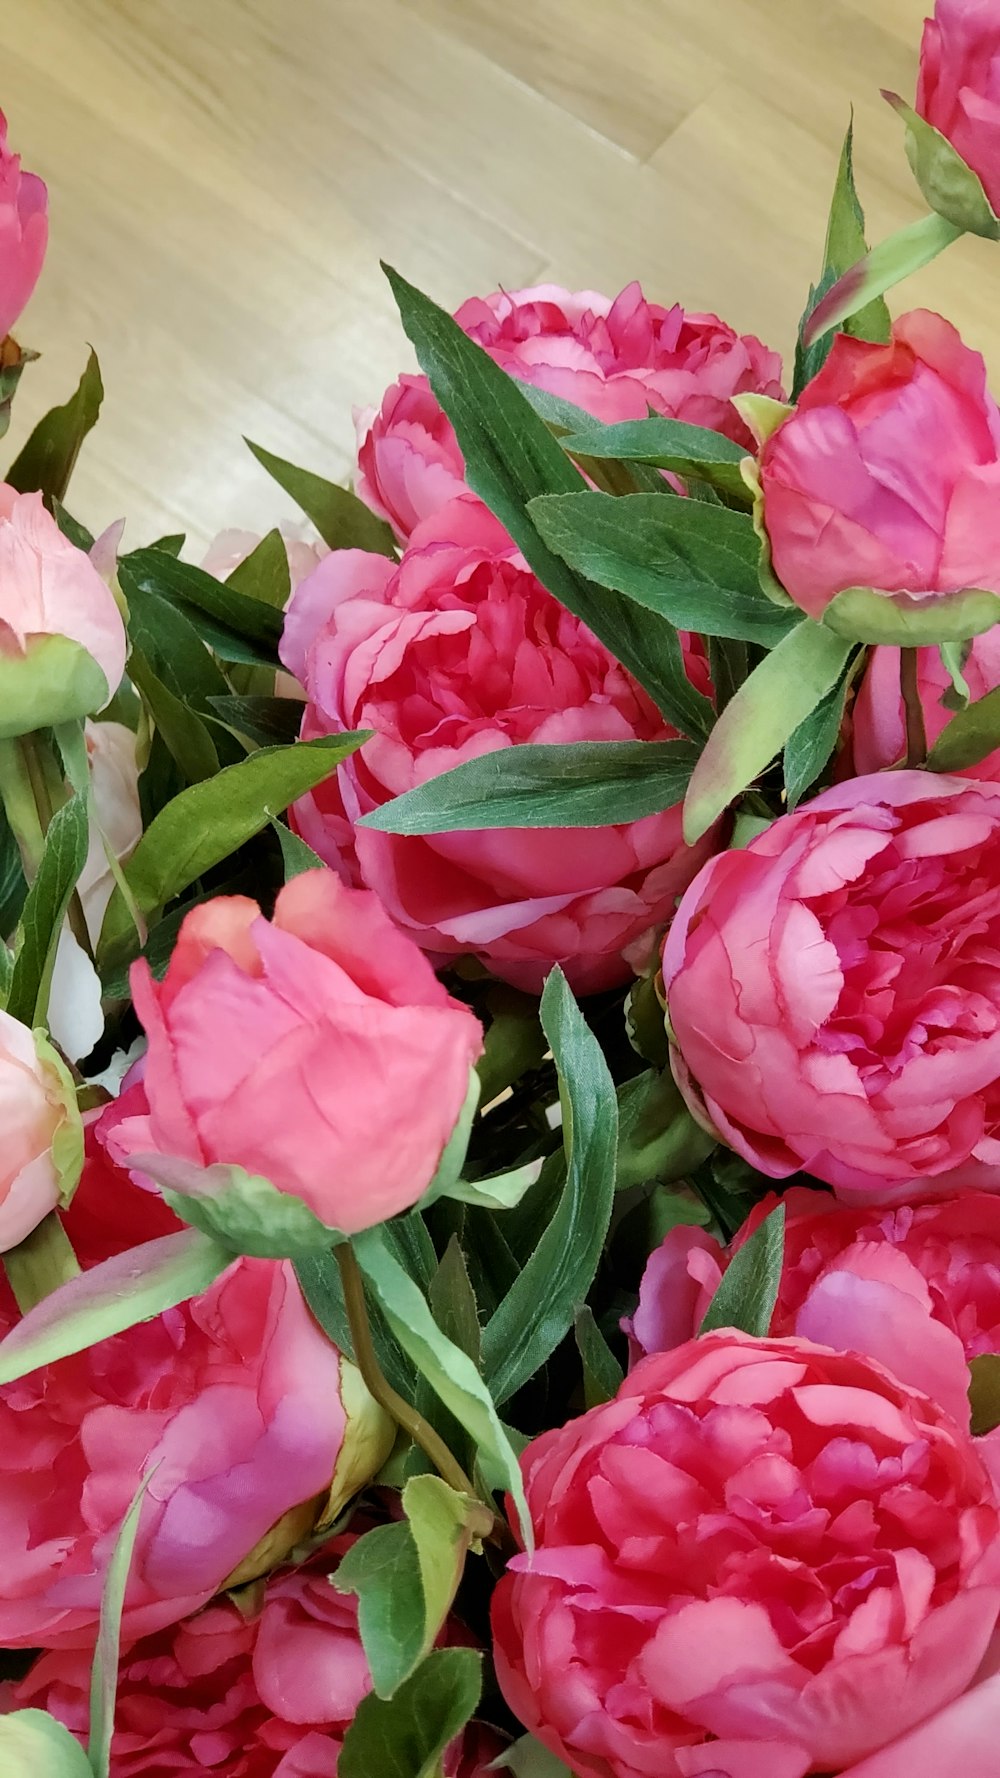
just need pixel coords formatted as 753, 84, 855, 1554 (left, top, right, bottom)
128, 648, 220, 784
89, 1473, 154, 1778
969, 1354, 1000, 1437
495, 1736, 574, 1778
802, 209, 963, 350
6, 350, 104, 503
0, 1229, 232, 1384
5, 791, 89, 1026
206, 694, 304, 747
338, 1646, 481, 1778
481, 968, 618, 1409
783, 662, 854, 807
120, 565, 232, 711
558, 415, 749, 500
683, 623, 854, 843
226, 527, 292, 609
246, 439, 397, 556
351, 1224, 531, 1547
359, 738, 698, 835
444, 1159, 542, 1212
334, 1522, 427, 1698
530, 490, 797, 645
52, 499, 95, 553
429, 1237, 481, 1370
272, 817, 326, 879
0, 804, 27, 937
122, 547, 284, 654
795, 119, 892, 391
574, 1305, 624, 1409
153, 1158, 337, 1257
384, 265, 713, 734
0, 1711, 94, 1776
823, 584, 1000, 645
0, 339, 38, 445
148, 533, 186, 557
98, 733, 367, 957
928, 685, 1000, 772
700, 1202, 785, 1337
615, 1067, 715, 1191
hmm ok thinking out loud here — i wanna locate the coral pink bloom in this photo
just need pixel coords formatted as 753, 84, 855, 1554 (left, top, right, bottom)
918, 0, 1000, 214
851, 631, 1000, 778
0, 1124, 377, 1649
630, 1188, 1000, 1433
281, 495, 716, 994
12, 1540, 501, 1777
109, 870, 482, 1234
0, 110, 47, 341
759, 311, 1000, 618
358, 282, 783, 539
493, 1332, 1000, 1778
663, 770, 1000, 1202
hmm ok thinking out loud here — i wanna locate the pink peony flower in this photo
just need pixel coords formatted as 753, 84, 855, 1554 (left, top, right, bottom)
758, 310, 1000, 620
0, 110, 47, 342
918, 0, 1000, 214
630, 1188, 1000, 1431
0, 1014, 80, 1253
851, 632, 1000, 778
12, 1541, 502, 1778
280, 494, 716, 995
0, 1122, 388, 1649
357, 282, 783, 539
0, 486, 127, 729
107, 870, 483, 1234
492, 1331, 1000, 1778
662, 770, 1000, 1202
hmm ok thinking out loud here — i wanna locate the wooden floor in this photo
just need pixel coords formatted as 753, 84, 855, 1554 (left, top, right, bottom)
5, 0, 998, 553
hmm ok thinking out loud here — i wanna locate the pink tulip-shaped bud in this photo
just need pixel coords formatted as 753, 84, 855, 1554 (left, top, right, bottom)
0, 1016, 82, 1253
0, 111, 47, 343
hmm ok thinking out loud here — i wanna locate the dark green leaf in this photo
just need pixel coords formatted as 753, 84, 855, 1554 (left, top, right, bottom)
795, 120, 892, 392
123, 547, 283, 652
430, 1237, 481, 1371
928, 685, 1000, 772
0, 806, 26, 937
273, 818, 325, 879
52, 499, 94, 553
295, 1247, 415, 1397
783, 662, 854, 807
560, 415, 749, 500
708, 634, 749, 712
700, 1202, 785, 1337
6, 350, 104, 502
360, 738, 698, 834
684, 624, 853, 842
530, 490, 797, 644
6, 792, 89, 1026
206, 694, 304, 747
128, 648, 220, 783
969, 1354, 1000, 1437
226, 527, 292, 609
384, 265, 713, 735
574, 1306, 623, 1408
98, 733, 367, 957
0, 338, 37, 443
338, 1647, 481, 1778
246, 439, 397, 556
481, 969, 618, 1408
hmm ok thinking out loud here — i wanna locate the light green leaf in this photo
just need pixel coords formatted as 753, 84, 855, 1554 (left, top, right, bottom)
683, 623, 853, 842
246, 439, 397, 556
5, 790, 89, 1026
351, 1225, 531, 1548
334, 1521, 427, 1698
557, 415, 749, 500
384, 265, 713, 733
89, 1473, 154, 1778
802, 209, 963, 349
226, 527, 293, 609
98, 732, 367, 959
6, 349, 104, 502
700, 1202, 785, 1337
0, 634, 110, 739
0, 1711, 94, 1776
795, 119, 892, 392
574, 1305, 624, 1409
530, 490, 797, 644
823, 584, 1000, 645
481, 969, 618, 1409
928, 685, 1000, 772
338, 1646, 482, 1778
359, 739, 698, 835
0, 1229, 232, 1384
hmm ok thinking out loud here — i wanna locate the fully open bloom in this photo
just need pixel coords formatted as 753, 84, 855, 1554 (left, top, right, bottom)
0, 110, 47, 342
107, 869, 483, 1235
281, 494, 716, 994
0, 1015, 80, 1253
663, 770, 1000, 1202
0, 486, 127, 734
851, 632, 1000, 778
757, 311, 1000, 622
0, 1125, 389, 1649
630, 1188, 1000, 1432
918, 0, 1000, 214
11, 1540, 501, 1778
492, 1331, 1000, 1778
357, 282, 783, 539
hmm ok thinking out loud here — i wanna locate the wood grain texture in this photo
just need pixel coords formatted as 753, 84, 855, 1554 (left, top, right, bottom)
3, 0, 994, 551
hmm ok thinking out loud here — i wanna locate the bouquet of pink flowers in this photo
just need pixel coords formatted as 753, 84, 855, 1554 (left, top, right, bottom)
5, 3, 1000, 1773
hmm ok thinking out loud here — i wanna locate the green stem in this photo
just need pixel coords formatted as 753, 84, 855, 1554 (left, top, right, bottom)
4, 1209, 81, 1315
901, 647, 928, 768
336, 1243, 477, 1499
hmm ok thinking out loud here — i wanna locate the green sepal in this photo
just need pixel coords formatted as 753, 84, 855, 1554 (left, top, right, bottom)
149, 1156, 343, 1258
0, 1711, 94, 1777
35, 1030, 85, 1207
885, 90, 1000, 238
822, 584, 1000, 645
0, 636, 109, 738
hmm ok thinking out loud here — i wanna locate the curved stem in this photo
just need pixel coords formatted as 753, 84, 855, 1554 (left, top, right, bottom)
336, 1243, 477, 1499
900, 648, 928, 768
